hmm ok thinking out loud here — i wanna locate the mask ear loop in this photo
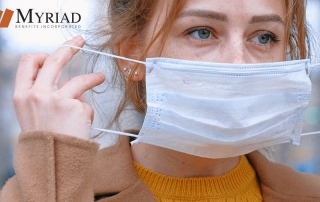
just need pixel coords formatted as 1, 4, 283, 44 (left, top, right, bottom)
92, 128, 139, 138
61, 44, 145, 138
61, 44, 146, 65
302, 131, 320, 137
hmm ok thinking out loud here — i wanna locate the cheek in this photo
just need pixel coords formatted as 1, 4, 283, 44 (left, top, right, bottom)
272, 46, 286, 61
161, 40, 188, 58
160, 37, 221, 61
244, 47, 286, 63
249, 43, 286, 63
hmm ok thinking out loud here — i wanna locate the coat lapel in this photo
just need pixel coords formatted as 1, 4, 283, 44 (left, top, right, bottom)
247, 151, 320, 202
92, 136, 156, 201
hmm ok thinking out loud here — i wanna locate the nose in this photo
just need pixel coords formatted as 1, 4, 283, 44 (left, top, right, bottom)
218, 39, 248, 64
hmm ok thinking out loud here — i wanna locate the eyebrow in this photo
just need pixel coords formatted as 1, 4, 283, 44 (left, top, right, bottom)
178, 10, 227, 21
178, 10, 284, 24
250, 15, 284, 24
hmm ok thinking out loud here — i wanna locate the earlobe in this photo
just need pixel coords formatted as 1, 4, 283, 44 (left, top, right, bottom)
116, 41, 145, 81
122, 66, 145, 81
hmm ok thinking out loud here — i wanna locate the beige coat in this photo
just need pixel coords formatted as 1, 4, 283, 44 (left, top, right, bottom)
1, 131, 320, 202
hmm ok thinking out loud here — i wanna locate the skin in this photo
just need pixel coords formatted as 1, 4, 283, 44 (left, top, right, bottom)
14, 0, 286, 178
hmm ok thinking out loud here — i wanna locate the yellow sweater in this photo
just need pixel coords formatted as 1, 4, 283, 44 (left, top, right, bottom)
134, 155, 262, 202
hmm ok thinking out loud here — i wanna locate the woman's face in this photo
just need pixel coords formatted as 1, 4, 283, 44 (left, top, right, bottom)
144, 0, 286, 63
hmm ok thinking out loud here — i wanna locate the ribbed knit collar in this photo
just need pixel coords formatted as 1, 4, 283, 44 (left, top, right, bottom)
134, 155, 260, 199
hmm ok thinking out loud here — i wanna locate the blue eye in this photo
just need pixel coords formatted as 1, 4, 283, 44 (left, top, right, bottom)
189, 29, 212, 39
252, 33, 278, 45
258, 34, 270, 44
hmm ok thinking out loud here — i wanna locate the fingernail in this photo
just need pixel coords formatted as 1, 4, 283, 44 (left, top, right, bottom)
72, 35, 83, 43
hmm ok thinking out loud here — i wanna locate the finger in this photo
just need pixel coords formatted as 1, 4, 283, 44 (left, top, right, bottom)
35, 35, 84, 87
15, 53, 49, 92
57, 73, 105, 99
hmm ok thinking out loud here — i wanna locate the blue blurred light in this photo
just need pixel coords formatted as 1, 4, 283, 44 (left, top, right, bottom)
304, 107, 320, 125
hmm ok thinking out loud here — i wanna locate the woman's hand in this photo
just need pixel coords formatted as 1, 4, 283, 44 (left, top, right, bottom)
13, 36, 105, 140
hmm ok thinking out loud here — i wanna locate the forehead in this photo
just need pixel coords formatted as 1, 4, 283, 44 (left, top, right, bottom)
181, 0, 286, 19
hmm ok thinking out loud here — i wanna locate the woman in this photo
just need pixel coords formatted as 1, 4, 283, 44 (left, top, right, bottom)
1, 0, 320, 201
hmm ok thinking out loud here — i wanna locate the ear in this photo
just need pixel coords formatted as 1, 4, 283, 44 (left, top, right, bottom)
116, 38, 145, 81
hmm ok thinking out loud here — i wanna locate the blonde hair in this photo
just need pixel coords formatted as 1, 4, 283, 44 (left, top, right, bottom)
87, 0, 310, 131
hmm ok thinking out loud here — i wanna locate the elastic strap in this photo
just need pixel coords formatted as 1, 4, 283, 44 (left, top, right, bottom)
301, 131, 320, 137
91, 127, 320, 139
91, 127, 139, 138
61, 44, 146, 65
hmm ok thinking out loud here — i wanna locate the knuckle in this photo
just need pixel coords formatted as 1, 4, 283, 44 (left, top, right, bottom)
64, 46, 77, 57
67, 101, 86, 115
13, 93, 24, 106
44, 47, 74, 66
19, 53, 49, 67
44, 54, 62, 65
66, 46, 76, 53
20, 53, 37, 62
51, 92, 64, 103
28, 88, 46, 102
83, 104, 94, 115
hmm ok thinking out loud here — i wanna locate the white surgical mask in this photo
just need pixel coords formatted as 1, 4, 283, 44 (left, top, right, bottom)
63, 44, 320, 158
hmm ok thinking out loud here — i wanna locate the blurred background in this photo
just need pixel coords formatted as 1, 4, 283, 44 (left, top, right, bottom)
1, 0, 320, 189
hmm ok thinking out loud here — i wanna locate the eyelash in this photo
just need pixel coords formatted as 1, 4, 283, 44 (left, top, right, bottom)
266, 32, 279, 42
254, 31, 280, 44
186, 27, 215, 41
186, 27, 280, 47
